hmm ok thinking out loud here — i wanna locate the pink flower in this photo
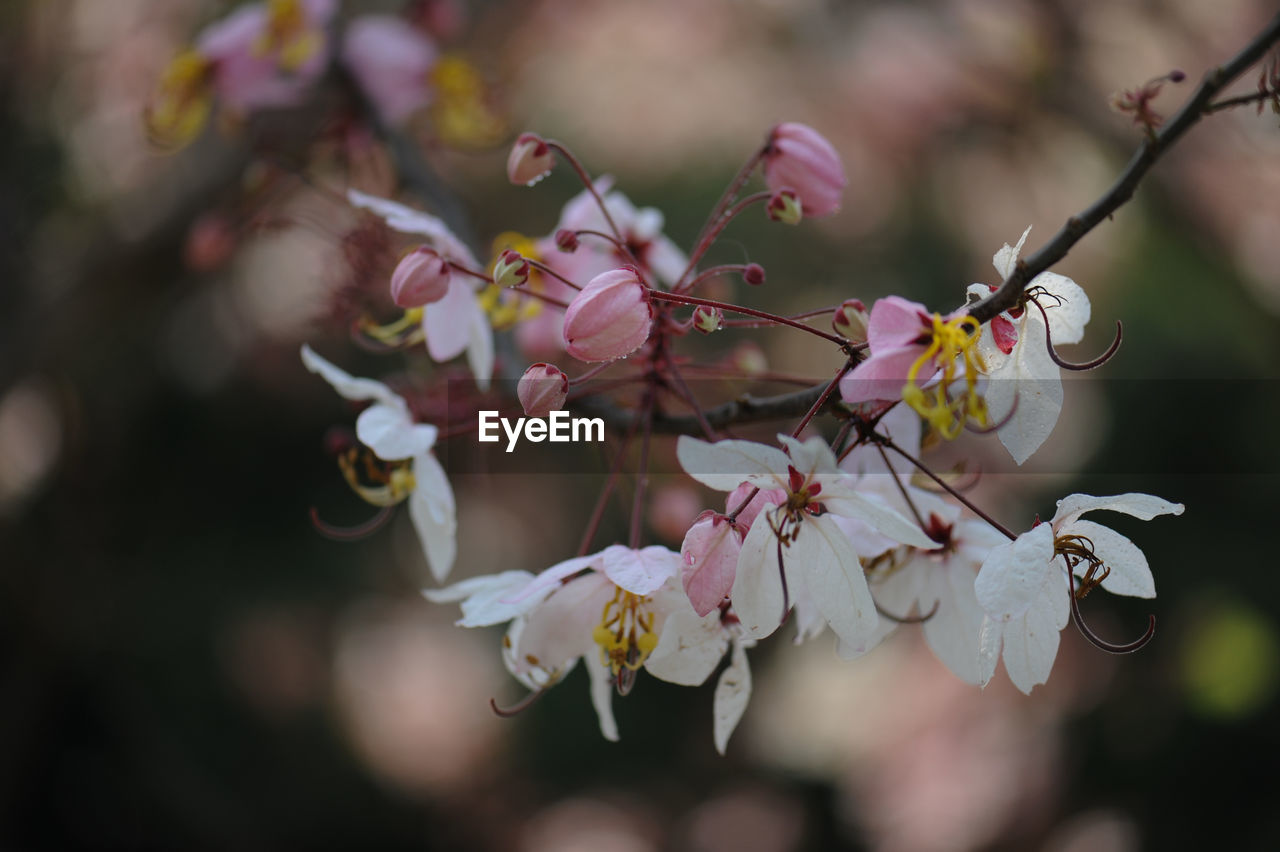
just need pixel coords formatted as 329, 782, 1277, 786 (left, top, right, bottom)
517, 363, 569, 417
507, 133, 555, 186
724, 483, 785, 534
390, 247, 451, 308
839, 296, 937, 404
562, 267, 652, 362
341, 15, 438, 125
680, 512, 743, 616
763, 123, 847, 218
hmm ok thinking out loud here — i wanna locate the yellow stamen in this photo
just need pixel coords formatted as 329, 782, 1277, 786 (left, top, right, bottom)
426, 55, 506, 149
145, 49, 214, 151
338, 450, 416, 507
256, 0, 322, 71
359, 308, 425, 347
482, 232, 544, 330
901, 313, 987, 440
592, 587, 659, 677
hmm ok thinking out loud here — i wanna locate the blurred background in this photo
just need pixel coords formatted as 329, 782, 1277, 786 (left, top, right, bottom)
2, 0, 1279, 849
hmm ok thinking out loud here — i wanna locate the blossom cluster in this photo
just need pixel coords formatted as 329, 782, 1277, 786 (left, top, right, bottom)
297, 119, 1183, 753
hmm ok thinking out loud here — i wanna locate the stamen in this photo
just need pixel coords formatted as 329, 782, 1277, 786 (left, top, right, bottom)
592, 587, 660, 679
1068, 570, 1157, 654
1029, 299, 1124, 370
309, 505, 393, 541
875, 599, 941, 624
901, 313, 988, 439
489, 689, 546, 718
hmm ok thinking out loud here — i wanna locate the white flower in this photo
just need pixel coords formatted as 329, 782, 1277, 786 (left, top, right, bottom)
301, 344, 456, 581
348, 189, 494, 390
968, 225, 1092, 465
426, 545, 728, 743
677, 434, 937, 652
975, 492, 1184, 693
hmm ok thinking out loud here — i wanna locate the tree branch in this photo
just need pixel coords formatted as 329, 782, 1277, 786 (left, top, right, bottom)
968, 12, 1280, 323
572, 382, 831, 435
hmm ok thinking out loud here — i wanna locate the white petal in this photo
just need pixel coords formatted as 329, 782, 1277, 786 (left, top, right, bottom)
346, 189, 479, 267
730, 512, 786, 640
1000, 580, 1068, 694
921, 563, 986, 685
977, 616, 1002, 688
355, 404, 436, 461
464, 298, 495, 391
974, 523, 1055, 621
986, 315, 1063, 465
301, 344, 405, 411
677, 436, 790, 492
777, 434, 839, 475
820, 487, 936, 549
586, 653, 620, 742
645, 609, 728, 686
1053, 493, 1185, 528
712, 641, 752, 755
601, 545, 680, 595
408, 453, 456, 583
422, 570, 536, 626
992, 226, 1032, 279
502, 554, 599, 605
422, 280, 475, 362
1067, 519, 1156, 598
1030, 273, 1090, 345
516, 573, 612, 676
796, 516, 879, 651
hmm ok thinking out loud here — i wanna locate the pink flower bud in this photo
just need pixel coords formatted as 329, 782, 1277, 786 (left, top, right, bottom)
517, 362, 569, 417
742, 263, 765, 286
562, 267, 653, 362
767, 189, 803, 225
493, 249, 530, 288
680, 512, 743, 616
692, 304, 722, 334
832, 298, 869, 342
507, 132, 554, 186
764, 122, 847, 217
554, 228, 580, 253
390, 246, 451, 307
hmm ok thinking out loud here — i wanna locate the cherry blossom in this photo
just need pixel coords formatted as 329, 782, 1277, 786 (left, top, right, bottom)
975, 492, 1184, 693
301, 345, 456, 582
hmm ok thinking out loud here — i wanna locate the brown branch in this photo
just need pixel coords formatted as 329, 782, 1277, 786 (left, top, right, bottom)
968, 12, 1280, 324
572, 381, 831, 435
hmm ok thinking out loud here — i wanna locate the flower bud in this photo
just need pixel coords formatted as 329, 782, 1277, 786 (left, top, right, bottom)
692, 304, 722, 334
390, 246, 451, 307
554, 228, 580, 253
742, 263, 766, 286
680, 512, 744, 616
763, 122, 847, 217
507, 132, 554, 186
767, 189, 803, 225
493, 249, 530, 288
517, 362, 569, 417
562, 267, 653, 362
832, 298, 869, 342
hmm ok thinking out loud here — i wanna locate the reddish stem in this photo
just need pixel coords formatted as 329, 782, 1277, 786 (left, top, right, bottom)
649, 291, 847, 346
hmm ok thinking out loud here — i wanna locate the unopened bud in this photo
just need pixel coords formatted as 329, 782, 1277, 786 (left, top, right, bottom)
764, 122, 847, 217
832, 298, 869, 342
742, 263, 765, 286
507, 132, 554, 186
767, 189, 803, 225
517, 362, 569, 417
692, 304, 723, 334
555, 228, 580, 253
562, 267, 653, 362
680, 512, 743, 616
493, 249, 530, 288
391, 247, 452, 307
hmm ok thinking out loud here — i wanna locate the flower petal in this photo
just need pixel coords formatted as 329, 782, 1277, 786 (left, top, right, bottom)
355, 403, 436, 461
422, 570, 537, 626
992, 225, 1032, 280
1000, 578, 1068, 694
974, 523, 1055, 622
986, 314, 1063, 465
820, 487, 936, 549
422, 279, 476, 363
731, 512, 787, 640
713, 641, 752, 755
1067, 519, 1156, 598
797, 516, 879, 652
1030, 272, 1090, 345
586, 652, 620, 742
347, 189, 479, 267
676, 436, 790, 492
600, 544, 681, 595
1052, 492, 1185, 528
646, 609, 728, 687
301, 344, 405, 411
408, 452, 456, 583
